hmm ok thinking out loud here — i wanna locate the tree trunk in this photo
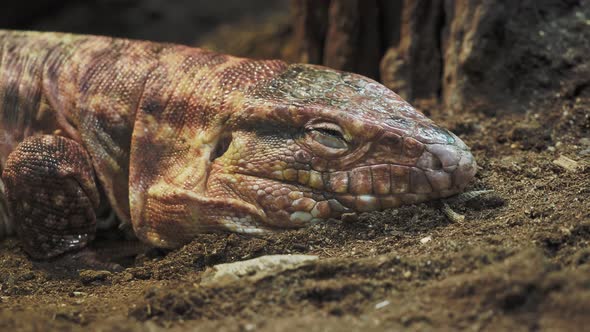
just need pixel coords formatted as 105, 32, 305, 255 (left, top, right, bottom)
291, 0, 590, 114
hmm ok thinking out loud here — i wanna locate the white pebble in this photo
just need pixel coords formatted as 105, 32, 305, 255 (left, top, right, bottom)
420, 236, 432, 244
375, 300, 390, 310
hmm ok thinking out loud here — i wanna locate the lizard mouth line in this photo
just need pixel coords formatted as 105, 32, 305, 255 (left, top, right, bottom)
233, 164, 463, 213
234, 162, 461, 197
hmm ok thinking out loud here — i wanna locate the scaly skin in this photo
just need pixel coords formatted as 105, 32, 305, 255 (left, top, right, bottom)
0, 30, 477, 258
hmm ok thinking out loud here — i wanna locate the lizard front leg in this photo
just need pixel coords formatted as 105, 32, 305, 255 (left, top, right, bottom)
2, 135, 99, 259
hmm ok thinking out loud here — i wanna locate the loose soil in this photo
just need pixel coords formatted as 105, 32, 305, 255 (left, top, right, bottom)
1, 9, 590, 332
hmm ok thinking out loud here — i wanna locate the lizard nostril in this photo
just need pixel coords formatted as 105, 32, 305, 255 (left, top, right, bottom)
431, 157, 443, 170
210, 134, 232, 161
416, 151, 443, 170
426, 144, 462, 172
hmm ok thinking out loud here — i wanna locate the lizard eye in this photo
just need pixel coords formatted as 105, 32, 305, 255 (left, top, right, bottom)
306, 123, 348, 150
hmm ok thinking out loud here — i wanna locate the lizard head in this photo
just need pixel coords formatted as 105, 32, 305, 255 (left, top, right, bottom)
207, 64, 477, 231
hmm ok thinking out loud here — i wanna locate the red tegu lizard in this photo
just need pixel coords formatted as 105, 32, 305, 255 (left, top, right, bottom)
0, 30, 477, 259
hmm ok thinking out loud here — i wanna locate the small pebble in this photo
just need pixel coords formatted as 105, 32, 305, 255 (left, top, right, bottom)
420, 236, 432, 244
552, 155, 580, 172
201, 254, 318, 285
375, 300, 390, 310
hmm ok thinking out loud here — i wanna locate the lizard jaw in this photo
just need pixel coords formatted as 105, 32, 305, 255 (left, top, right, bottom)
218, 142, 476, 228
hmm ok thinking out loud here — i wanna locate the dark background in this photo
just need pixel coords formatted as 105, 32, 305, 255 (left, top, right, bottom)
0, 0, 289, 44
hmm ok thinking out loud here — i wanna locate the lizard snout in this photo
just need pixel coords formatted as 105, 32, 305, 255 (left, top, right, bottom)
422, 135, 477, 195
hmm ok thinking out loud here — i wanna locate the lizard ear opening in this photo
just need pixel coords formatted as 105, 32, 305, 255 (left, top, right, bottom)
210, 133, 232, 161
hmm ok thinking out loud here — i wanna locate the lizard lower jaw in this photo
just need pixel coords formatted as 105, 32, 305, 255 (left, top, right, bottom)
333, 191, 446, 212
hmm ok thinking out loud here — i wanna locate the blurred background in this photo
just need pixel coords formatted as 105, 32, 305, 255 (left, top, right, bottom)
0, 0, 290, 45
0, 0, 296, 76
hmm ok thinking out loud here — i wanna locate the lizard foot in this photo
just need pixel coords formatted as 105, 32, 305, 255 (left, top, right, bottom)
2, 135, 100, 259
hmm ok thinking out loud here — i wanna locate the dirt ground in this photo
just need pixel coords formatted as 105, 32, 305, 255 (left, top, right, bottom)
1, 5, 590, 332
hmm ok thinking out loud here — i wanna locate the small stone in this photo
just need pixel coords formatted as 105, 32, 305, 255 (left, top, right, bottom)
201, 254, 318, 285
70, 291, 87, 297
403, 270, 412, 278
375, 300, 390, 310
552, 155, 580, 172
420, 236, 432, 244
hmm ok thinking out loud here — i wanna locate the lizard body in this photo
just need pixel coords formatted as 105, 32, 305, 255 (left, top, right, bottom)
0, 30, 477, 259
